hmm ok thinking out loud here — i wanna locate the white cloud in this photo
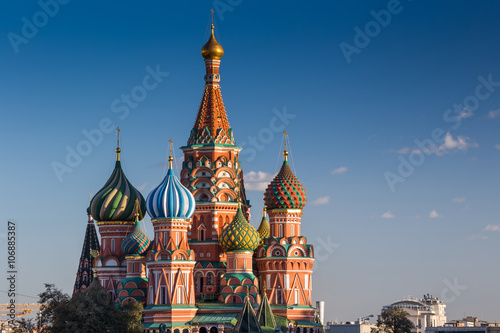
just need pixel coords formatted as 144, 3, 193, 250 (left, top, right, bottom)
435, 133, 478, 156
330, 167, 348, 175
457, 108, 474, 120
245, 171, 275, 191
468, 234, 488, 241
484, 224, 500, 232
395, 147, 410, 155
486, 109, 500, 119
388, 133, 477, 157
429, 210, 441, 218
452, 197, 466, 203
310, 196, 330, 206
381, 211, 395, 219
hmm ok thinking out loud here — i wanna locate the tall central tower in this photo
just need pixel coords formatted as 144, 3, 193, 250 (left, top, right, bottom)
180, 24, 250, 296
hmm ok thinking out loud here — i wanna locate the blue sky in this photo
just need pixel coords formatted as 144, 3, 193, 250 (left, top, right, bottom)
1, 0, 500, 323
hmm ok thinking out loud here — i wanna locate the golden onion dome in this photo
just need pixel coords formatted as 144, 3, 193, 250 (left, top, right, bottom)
201, 25, 224, 60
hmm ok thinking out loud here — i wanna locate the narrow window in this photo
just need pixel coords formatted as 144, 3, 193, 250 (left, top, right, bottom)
111, 239, 115, 252
177, 287, 182, 304
291, 224, 294, 236
294, 289, 299, 304
279, 224, 283, 237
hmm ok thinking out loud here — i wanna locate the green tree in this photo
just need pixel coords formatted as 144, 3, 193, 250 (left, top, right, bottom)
373, 308, 414, 333
12, 318, 36, 333
38, 283, 143, 333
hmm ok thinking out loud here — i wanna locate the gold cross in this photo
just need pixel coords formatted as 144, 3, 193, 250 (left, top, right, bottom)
169, 139, 173, 156
116, 127, 120, 148
211, 8, 214, 25
134, 198, 141, 220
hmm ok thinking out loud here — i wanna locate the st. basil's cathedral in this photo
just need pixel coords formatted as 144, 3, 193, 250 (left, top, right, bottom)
73, 23, 321, 333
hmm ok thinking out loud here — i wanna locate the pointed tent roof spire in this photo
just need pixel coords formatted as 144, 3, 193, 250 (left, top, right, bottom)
73, 206, 101, 294
187, 19, 234, 146
256, 282, 277, 329
234, 291, 262, 333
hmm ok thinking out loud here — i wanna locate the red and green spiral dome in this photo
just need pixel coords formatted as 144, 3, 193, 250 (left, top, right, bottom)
264, 157, 307, 210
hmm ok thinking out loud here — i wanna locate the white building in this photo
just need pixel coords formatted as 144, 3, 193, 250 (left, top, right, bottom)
327, 323, 376, 333
382, 295, 447, 333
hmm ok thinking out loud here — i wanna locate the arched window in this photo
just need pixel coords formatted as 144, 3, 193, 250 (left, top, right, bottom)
276, 289, 283, 304
163, 232, 168, 247
198, 224, 206, 241
207, 272, 214, 285
279, 224, 283, 237
195, 273, 204, 293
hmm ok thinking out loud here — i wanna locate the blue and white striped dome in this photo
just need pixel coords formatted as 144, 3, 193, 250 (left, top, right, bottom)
146, 167, 196, 220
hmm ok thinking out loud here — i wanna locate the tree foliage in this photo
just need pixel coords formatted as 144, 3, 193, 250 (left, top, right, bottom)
373, 308, 414, 333
38, 283, 143, 333
12, 318, 36, 333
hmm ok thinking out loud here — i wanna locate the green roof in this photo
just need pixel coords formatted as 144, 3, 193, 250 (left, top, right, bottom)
295, 321, 323, 327
234, 296, 262, 333
191, 313, 238, 325
257, 292, 276, 328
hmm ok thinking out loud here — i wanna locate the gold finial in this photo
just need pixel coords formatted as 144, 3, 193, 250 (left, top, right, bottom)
116, 127, 121, 161
263, 280, 267, 294
133, 198, 141, 222
246, 286, 250, 299
201, 13, 224, 60
283, 130, 289, 162
168, 139, 174, 169
89, 190, 92, 203
93, 268, 98, 279
262, 206, 267, 218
